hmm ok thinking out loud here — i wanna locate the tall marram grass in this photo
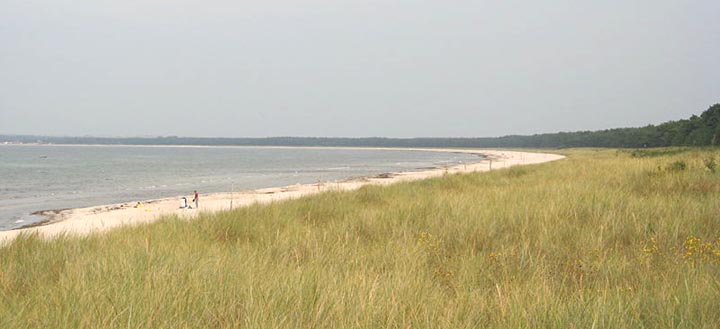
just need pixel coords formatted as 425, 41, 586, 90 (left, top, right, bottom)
2, 148, 720, 328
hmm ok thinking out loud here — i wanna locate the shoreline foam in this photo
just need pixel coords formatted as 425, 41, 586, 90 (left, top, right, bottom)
0, 148, 564, 245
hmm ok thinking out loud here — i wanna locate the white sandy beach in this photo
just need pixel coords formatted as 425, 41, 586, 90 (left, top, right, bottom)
0, 148, 564, 245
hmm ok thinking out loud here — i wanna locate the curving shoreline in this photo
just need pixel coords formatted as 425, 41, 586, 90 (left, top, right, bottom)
0, 148, 564, 245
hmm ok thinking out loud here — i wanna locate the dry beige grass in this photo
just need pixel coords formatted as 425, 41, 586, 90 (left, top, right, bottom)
1, 148, 719, 328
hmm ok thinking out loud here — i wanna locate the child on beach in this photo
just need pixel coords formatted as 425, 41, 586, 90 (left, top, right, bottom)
192, 190, 199, 209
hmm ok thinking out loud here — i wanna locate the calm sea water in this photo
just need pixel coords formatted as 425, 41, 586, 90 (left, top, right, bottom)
0, 145, 480, 230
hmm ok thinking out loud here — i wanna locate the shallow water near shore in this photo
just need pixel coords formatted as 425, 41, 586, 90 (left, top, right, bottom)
0, 145, 479, 230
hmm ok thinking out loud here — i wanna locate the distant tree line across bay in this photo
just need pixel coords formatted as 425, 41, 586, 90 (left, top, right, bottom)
3, 104, 719, 149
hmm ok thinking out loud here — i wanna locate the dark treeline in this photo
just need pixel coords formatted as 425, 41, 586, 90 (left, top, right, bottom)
3, 104, 719, 149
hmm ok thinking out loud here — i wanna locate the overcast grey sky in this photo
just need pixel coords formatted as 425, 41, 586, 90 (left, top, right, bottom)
1, 1, 718, 138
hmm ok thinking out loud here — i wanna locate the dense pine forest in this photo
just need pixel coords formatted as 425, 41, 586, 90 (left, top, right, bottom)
3, 104, 719, 149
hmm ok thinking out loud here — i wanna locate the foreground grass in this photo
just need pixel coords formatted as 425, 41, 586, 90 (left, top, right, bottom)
2, 148, 720, 328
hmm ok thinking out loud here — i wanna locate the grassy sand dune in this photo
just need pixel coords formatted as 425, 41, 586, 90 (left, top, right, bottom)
2, 148, 720, 328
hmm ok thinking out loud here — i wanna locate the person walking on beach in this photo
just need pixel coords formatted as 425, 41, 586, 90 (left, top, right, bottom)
192, 190, 199, 209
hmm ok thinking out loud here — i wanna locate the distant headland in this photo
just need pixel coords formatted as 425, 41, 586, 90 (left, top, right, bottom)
3, 103, 718, 149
